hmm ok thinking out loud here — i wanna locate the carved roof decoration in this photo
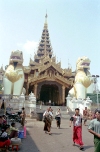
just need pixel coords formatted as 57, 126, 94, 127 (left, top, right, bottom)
24, 66, 31, 73
39, 62, 62, 74
30, 58, 41, 66
62, 68, 72, 77
29, 72, 72, 87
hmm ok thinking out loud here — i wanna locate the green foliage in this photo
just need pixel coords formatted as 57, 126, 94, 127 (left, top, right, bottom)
0, 84, 2, 91
86, 93, 100, 103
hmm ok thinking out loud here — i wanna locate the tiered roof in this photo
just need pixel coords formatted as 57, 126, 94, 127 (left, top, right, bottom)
30, 14, 53, 66
23, 14, 75, 86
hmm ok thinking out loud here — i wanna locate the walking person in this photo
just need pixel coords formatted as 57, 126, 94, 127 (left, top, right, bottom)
83, 107, 88, 126
69, 108, 84, 150
20, 107, 26, 127
88, 110, 100, 152
43, 107, 53, 135
92, 109, 98, 119
49, 107, 53, 126
55, 108, 61, 129
88, 110, 93, 120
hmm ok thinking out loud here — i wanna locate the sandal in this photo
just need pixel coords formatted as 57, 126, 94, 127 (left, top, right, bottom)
80, 147, 84, 150
45, 131, 48, 134
48, 132, 52, 135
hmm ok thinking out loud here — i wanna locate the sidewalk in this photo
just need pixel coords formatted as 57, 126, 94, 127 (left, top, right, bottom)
18, 117, 94, 152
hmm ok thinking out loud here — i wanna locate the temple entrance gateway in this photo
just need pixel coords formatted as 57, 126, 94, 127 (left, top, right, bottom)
39, 84, 59, 105
24, 14, 75, 104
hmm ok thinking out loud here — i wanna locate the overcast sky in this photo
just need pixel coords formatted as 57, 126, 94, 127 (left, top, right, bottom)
0, 0, 100, 83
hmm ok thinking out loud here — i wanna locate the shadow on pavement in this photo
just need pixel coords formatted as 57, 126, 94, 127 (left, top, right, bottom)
18, 131, 40, 152
25, 126, 34, 128
59, 127, 69, 129
52, 127, 68, 129
84, 145, 94, 151
51, 133, 62, 135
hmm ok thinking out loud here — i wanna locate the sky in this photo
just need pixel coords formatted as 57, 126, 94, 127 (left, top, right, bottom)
0, 0, 100, 84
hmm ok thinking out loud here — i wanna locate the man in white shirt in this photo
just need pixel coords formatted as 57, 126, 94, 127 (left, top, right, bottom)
69, 108, 84, 150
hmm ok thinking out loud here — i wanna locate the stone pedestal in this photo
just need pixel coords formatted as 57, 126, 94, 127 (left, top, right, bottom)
66, 95, 92, 115
66, 94, 72, 107
27, 92, 36, 117
4, 92, 36, 116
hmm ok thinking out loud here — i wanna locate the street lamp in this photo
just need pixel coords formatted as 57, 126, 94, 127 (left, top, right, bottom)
92, 75, 100, 109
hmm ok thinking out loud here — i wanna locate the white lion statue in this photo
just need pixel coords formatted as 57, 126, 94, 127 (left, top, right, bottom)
3, 50, 25, 95
69, 56, 94, 99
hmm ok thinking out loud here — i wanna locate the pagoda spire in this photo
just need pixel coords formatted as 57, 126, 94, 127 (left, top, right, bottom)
44, 13, 48, 28
32, 14, 53, 64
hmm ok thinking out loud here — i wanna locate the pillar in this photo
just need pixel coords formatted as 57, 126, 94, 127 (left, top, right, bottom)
62, 86, 65, 105
34, 84, 38, 97
59, 86, 62, 105
26, 82, 29, 95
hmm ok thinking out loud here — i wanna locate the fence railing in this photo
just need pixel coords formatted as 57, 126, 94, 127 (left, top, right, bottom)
1, 95, 30, 101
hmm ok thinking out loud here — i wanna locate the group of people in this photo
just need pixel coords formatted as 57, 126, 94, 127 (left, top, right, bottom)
1, 99, 100, 152
43, 106, 100, 152
83, 107, 94, 126
69, 107, 100, 152
0, 106, 26, 152
43, 107, 61, 135
0, 119, 18, 152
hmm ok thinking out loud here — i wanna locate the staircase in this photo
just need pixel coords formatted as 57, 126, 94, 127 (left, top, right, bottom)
36, 105, 71, 119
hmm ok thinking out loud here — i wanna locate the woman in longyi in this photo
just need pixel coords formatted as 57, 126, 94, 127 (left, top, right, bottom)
43, 107, 53, 135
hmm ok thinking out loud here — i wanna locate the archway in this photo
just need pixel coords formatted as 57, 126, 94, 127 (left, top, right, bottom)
40, 84, 59, 105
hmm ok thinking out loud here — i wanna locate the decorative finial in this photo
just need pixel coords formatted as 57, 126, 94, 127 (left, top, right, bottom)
45, 9, 47, 17
57, 57, 58, 63
45, 11, 48, 26
68, 59, 69, 68
45, 12, 47, 18
68, 59, 72, 69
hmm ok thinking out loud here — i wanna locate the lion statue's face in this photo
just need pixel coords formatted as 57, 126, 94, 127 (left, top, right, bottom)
76, 56, 90, 70
9, 50, 23, 65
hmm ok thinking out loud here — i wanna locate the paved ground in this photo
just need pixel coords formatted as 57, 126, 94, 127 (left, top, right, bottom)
17, 117, 94, 152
